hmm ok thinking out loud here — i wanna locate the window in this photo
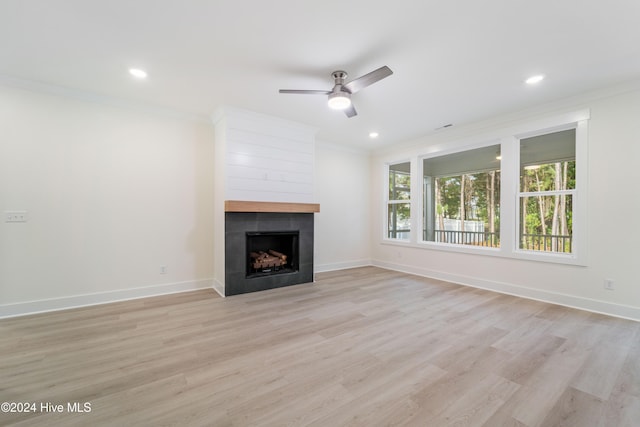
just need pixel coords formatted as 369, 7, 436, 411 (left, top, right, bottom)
518, 129, 576, 254
387, 161, 411, 240
422, 145, 501, 248
381, 111, 588, 265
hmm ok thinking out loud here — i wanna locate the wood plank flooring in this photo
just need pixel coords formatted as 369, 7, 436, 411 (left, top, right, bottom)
1, 267, 639, 426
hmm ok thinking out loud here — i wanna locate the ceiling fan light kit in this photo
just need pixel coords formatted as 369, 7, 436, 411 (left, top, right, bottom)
279, 65, 393, 118
327, 91, 351, 110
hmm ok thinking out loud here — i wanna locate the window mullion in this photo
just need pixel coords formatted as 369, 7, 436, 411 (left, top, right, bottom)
501, 136, 518, 255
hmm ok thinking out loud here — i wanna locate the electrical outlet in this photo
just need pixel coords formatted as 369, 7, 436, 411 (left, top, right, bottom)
604, 279, 615, 290
160, 266, 167, 275
5, 211, 28, 222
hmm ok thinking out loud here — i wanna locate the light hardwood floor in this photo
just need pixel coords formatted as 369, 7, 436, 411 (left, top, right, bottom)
1, 267, 639, 426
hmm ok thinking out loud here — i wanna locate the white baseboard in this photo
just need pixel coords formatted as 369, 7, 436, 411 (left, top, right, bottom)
0, 279, 214, 319
212, 278, 225, 298
315, 259, 372, 273
372, 260, 640, 322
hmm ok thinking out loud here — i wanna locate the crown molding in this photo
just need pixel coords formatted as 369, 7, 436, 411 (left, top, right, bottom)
0, 73, 209, 123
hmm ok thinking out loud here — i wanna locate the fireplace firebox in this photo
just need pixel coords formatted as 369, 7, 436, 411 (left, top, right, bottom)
246, 231, 299, 277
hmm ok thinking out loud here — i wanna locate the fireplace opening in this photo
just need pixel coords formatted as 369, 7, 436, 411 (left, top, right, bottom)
246, 231, 299, 278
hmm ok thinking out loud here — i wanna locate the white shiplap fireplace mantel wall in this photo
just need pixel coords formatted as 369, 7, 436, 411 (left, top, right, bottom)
211, 107, 319, 296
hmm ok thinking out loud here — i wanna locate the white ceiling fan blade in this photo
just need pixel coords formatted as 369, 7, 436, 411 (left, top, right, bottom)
343, 66, 393, 94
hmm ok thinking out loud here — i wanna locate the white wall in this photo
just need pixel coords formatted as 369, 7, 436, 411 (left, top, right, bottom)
314, 141, 371, 272
0, 85, 215, 317
370, 83, 640, 320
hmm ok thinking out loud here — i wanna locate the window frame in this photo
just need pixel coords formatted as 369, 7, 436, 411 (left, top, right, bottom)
381, 110, 589, 266
512, 119, 588, 264
418, 140, 502, 252
384, 160, 413, 242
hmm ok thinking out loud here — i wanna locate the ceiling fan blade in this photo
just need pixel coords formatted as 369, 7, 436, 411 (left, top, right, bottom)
343, 66, 393, 94
279, 89, 331, 95
344, 103, 357, 118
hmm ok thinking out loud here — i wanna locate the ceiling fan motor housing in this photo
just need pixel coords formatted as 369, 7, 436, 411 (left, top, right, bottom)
331, 70, 348, 87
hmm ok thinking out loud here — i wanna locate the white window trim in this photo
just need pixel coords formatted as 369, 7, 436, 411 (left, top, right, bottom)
512, 119, 588, 265
416, 139, 501, 252
384, 159, 413, 242
382, 111, 589, 266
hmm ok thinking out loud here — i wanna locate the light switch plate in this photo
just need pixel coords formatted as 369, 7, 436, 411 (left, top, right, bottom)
5, 211, 28, 222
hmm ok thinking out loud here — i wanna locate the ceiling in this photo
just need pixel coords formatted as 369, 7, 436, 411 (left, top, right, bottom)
2, 1, 640, 150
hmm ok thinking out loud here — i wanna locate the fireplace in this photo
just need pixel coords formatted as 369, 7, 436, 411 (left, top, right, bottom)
212, 108, 319, 297
246, 231, 299, 277
224, 208, 315, 296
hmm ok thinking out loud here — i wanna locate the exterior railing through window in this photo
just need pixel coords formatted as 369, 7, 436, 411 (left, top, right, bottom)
520, 234, 572, 253
388, 229, 410, 240
420, 230, 572, 253
428, 230, 500, 247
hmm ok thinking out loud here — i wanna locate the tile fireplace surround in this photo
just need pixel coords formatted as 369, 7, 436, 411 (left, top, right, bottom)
224, 201, 319, 296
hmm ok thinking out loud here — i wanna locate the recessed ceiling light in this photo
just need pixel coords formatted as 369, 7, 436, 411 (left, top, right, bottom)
129, 68, 148, 79
369, 132, 379, 138
525, 74, 544, 85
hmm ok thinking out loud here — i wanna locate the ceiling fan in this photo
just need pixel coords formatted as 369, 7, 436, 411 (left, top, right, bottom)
279, 65, 393, 118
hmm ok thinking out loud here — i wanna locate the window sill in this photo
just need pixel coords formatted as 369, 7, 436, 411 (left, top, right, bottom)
381, 239, 586, 266
511, 249, 586, 266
